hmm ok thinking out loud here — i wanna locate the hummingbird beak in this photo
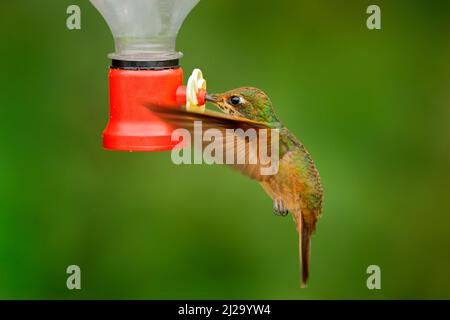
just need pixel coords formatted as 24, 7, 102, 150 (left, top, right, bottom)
205, 94, 218, 103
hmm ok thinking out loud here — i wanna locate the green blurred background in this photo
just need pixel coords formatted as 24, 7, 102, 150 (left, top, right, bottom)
1, 0, 450, 299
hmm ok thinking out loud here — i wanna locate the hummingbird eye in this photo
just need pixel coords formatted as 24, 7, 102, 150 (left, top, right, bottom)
229, 96, 242, 106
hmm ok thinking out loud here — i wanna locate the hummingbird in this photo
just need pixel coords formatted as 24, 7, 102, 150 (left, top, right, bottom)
148, 87, 323, 287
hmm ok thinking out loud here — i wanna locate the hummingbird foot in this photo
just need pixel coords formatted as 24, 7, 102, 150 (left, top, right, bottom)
273, 198, 289, 217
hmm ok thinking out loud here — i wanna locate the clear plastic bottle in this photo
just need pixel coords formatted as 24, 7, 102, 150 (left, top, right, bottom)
90, 0, 200, 61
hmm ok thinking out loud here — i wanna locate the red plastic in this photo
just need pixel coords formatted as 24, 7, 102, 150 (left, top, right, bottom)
104, 67, 184, 151
176, 85, 187, 105
197, 88, 207, 106
175, 86, 206, 105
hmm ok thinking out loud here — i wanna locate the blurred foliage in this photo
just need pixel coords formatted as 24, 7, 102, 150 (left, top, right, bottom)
0, 0, 450, 299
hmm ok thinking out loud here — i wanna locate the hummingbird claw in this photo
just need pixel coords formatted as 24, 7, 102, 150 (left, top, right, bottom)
273, 198, 289, 217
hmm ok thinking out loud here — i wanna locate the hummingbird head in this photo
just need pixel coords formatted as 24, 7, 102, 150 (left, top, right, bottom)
205, 87, 280, 125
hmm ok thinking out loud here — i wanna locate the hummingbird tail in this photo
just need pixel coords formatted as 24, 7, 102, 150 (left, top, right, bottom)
300, 216, 312, 288
302, 221, 311, 287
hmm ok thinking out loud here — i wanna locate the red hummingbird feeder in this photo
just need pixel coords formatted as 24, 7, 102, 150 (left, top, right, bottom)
91, 0, 206, 151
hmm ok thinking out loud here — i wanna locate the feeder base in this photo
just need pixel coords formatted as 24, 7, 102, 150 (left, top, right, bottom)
103, 66, 184, 152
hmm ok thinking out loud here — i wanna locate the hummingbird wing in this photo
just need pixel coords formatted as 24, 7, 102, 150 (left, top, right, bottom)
146, 106, 276, 181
